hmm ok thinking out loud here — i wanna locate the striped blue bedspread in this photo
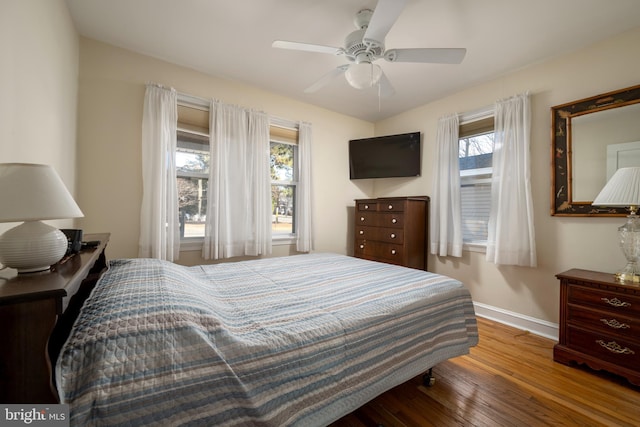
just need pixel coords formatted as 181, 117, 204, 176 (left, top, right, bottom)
56, 253, 478, 426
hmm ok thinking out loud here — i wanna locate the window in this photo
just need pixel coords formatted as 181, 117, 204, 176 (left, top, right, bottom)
177, 101, 210, 240
270, 125, 299, 238
177, 130, 209, 239
459, 116, 494, 246
176, 97, 302, 243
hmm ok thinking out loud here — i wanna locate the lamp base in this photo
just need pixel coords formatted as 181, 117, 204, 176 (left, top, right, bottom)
0, 221, 68, 273
615, 213, 640, 284
615, 261, 640, 283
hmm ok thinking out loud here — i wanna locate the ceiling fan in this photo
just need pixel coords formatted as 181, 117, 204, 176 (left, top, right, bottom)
272, 0, 466, 97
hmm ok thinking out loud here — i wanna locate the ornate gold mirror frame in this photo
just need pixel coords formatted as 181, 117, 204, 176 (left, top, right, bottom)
551, 84, 640, 216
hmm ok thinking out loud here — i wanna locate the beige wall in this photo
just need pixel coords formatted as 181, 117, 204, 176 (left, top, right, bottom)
373, 27, 640, 325
0, 0, 79, 232
8, 0, 639, 329
75, 38, 373, 261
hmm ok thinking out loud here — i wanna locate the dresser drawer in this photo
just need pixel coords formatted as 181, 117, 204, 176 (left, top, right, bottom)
357, 201, 378, 212
355, 225, 377, 240
378, 212, 404, 228
354, 226, 404, 244
356, 212, 404, 228
568, 304, 639, 340
568, 285, 640, 317
376, 227, 404, 244
355, 240, 404, 263
356, 212, 379, 226
566, 326, 639, 371
378, 200, 405, 212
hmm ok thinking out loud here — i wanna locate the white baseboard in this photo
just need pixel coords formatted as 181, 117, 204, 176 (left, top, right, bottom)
473, 302, 559, 341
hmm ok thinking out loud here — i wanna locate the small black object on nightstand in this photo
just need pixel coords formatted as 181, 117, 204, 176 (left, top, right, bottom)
81, 240, 101, 249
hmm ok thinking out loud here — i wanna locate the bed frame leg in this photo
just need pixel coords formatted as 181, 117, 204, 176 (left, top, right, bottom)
423, 368, 435, 387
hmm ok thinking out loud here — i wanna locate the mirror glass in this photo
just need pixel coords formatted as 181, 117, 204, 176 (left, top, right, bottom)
572, 103, 640, 201
551, 84, 640, 216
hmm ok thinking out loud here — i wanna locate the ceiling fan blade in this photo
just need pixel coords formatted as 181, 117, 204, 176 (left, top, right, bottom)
272, 40, 342, 55
304, 65, 349, 93
384, 48, 467, 64
363, 0, 408, 48
378, 72, 395, 99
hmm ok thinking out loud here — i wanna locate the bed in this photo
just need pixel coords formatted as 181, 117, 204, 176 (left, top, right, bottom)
56, 253, 478, 426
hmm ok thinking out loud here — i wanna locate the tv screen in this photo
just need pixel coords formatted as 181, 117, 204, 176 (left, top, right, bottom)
349, 132, 421, 179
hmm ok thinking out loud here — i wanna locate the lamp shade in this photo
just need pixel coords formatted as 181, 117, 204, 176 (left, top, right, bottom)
0, 163, 83, 273
0, 163, 84, 222
593, 166, 640, 282
593, 167, 640, 208
345, 62, 382, 90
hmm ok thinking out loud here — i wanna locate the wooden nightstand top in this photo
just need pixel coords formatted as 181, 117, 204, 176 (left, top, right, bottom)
0, 232, 110, 308
556, 268, 640, 290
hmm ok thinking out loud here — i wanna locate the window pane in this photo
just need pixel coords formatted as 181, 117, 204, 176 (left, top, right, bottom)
177, 129, 209, 240
178, 177, 207, 238
271, 142, 294, 181
459, 130, 494, 244
176, 151, 209, 174
461, 181, 491, 242
459, 133, 494, 171
272, 184, 295, 234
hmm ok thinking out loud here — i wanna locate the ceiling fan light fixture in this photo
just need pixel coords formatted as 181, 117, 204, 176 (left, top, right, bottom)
345, 62, 382, 89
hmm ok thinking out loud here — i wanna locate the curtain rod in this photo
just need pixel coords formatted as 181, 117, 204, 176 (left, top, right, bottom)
176, 91, 300, 129
459, 104, 494, 124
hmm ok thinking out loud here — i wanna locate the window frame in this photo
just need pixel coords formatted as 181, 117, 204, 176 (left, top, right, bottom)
458, 108, 495, 253
176, 95, 211, 249
270, 121, 300, 245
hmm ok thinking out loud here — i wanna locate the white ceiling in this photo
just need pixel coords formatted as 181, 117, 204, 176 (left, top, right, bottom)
65, 0, 640, 122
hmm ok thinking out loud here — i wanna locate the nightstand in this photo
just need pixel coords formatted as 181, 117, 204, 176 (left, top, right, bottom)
554, 268, 640, 386
0, 233, 110, 403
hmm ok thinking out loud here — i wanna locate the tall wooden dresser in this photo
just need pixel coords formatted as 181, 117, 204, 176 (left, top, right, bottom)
554, 269, 640, 386
354, 196, 429, 270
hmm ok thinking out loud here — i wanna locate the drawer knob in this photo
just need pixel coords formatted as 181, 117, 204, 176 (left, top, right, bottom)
359, 230, 364, 235
390, 233, 396, 239
388, 204, 393, 210
391, 218, 397, 224
601, 297, 631, 308
600, 318, 630, 329
360, 217, 365, 222
364, 205, 369, 210
391, 249, 396, 255
359, 244, 365, 249
596, 340, 635, 355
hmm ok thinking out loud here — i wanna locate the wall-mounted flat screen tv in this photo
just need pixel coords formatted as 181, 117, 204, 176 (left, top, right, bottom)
349, 132, 421, 179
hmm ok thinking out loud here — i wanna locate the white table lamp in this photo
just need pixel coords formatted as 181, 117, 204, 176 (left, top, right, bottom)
593, 167, 640, 283
0, 163, 84, 273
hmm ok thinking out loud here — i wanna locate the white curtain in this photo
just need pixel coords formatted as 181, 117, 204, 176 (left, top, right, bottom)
296, 121, 314, 252
486, 92, 537, 267
430, 114, 463, 257
203, 101, 272, 260
138, 83, 180, 261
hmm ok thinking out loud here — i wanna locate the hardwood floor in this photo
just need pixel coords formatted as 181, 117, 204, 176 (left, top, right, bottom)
330, 317, 640, 427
